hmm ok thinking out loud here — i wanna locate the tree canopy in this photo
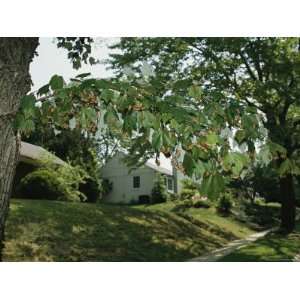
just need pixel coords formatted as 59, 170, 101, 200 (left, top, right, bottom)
13, 37, 300, 231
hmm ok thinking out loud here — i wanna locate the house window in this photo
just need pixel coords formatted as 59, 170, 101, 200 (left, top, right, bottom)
133, 176, 140, 188
167, 178, 173, 191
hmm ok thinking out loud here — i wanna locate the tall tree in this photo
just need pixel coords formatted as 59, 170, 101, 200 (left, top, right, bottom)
0, 38, 39, 256
109, 37, 300, 232
0, 37, 96, 258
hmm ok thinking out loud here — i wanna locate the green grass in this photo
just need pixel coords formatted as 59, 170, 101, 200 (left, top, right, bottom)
219, 224, 300, 262
137, 202, 254, 240
4, 199, 255, 262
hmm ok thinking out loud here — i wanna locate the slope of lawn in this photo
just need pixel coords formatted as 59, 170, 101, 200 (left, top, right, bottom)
137, 202, 255, 240
4, 199, 255, 262
219, 223, 300, 262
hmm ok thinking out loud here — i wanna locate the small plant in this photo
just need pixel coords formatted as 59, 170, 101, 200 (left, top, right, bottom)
151, 174, 168, 204
216, 192, 234, 215
180, 179, 199, 200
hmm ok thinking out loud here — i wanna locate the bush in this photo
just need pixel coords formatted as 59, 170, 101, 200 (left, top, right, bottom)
18, 157, 88, 202
216, 192, 234, 215
101, 178, 112, 195
151, 175, 168, 204
180, 179, 200, 200
75, 148, 103, 203
172, 197, 211, 212
79, 178, 101, 203
167, 193, 179, 202
18, 169, 62, 200
138, 195, 151, 204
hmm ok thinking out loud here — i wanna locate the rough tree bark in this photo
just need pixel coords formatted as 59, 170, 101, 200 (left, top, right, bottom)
280, 174, 296, 233
0, 38, 39, 260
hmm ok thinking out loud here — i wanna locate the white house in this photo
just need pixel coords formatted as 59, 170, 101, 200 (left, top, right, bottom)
101, 152, 185, 204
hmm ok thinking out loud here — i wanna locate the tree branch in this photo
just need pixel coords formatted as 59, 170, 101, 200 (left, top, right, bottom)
243, 97, 266, 113
249, 39, 264, 82
239, 51, 258, 81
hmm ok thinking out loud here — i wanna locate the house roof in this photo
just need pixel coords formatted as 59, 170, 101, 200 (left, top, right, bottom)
20, 141, 65, 166
145, 160, 173, 176
114, 151, 173, 176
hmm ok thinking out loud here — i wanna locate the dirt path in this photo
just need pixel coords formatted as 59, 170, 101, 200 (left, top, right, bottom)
188, 229, 273, 262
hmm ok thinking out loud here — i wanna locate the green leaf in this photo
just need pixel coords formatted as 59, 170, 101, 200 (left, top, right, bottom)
123, 113, 137, 132
242, 114, 258, 130
141, 111, 158, 128
278, 159, 293, 177
194, 161, 206, 178
37, 84, 50, 95
200, 175, 212, 197
162, 131, 173, 147
152, 131, 163, 151
268, 142, 287, 159
206, 133, 219, 146
20, 94, 36, 110
95, 79, 111, 89
79, 107, 97, 128
182, 153, 195, 176
188, 85, 202, 99
50, 75, 64, 90
19, 95, 37, 119
15, 114, 35, 135
235, 130, 246, 144
200, 173, 225, 200
223, 152, 249, 176
101, 89, 115, 102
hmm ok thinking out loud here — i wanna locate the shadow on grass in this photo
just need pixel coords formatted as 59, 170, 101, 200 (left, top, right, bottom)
4, 199, 227, 262
219, 228, 300, 262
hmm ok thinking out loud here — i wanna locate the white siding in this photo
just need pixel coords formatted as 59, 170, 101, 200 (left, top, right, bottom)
102, 153, 157, 204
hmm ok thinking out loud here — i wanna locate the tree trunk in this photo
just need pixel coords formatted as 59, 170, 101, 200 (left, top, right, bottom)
0, 38, 39, 260
279, 174, 296, 233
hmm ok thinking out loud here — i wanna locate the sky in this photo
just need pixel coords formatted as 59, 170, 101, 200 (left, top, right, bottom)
29, 37, 172, 170
30, 38, 118, 91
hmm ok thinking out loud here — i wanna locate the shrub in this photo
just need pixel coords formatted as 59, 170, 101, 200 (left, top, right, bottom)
180, 179, 199, 200
167, 193, 179, 202
138, 195, 151, 204
151, 175, 168, 204
18, 169, 62, 200
216, 192, 234, 215
54, 162, 89, 202
79, 178, 99, 203
102, 178, 113, 196
18, 156, 88, 202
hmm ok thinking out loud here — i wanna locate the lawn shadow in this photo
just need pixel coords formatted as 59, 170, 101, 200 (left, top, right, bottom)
4, 200, 227, 261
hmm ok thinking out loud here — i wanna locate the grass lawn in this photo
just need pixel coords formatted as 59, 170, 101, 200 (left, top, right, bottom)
3, 199, 255, 262
219, 223, 300, 262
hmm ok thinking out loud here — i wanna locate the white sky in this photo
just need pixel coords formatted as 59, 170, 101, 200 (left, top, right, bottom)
30, 38, 118, 91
